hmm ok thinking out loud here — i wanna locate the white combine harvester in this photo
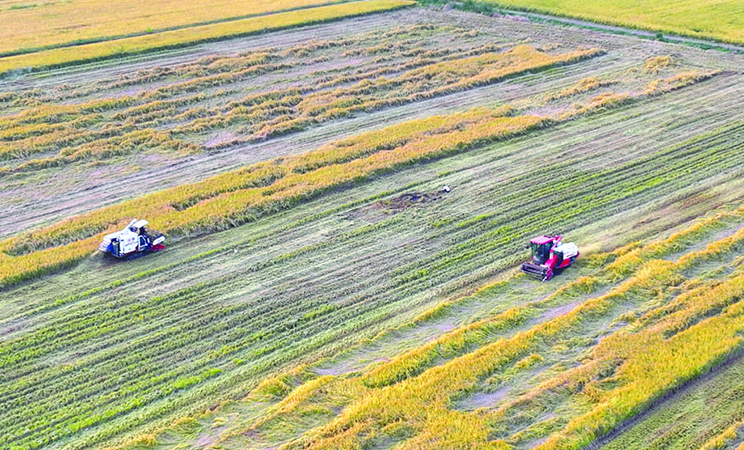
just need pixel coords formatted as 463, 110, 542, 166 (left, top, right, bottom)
98, 219, 165, 259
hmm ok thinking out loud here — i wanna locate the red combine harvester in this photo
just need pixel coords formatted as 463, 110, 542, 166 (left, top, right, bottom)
520, 235, 579, 281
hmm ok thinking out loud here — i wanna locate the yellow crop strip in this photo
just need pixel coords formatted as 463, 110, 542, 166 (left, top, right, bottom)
0, 0, 369, 56
533, 278, 744, 450
0, 108, 544, 287
481, 0, 744, 44
0, 52, 719, 289
0, 0, 415, 74
360, 206, 738, 390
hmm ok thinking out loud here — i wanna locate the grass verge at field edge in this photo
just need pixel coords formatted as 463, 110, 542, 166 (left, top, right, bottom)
0, 0, 415, 77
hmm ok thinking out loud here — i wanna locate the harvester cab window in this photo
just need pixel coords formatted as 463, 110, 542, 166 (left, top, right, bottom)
531, 241, 552, 265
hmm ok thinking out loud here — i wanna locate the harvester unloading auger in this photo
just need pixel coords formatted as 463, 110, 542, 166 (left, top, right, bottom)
99, 219, 165, 259
520, 235, 579, 281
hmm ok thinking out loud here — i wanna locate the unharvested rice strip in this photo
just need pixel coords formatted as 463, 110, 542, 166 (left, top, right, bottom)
365, 207, 744, 388
0, 69, 728, 288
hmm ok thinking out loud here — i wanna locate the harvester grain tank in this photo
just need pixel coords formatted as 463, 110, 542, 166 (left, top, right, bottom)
520, 235, 579, 281
99, 219, 165, 259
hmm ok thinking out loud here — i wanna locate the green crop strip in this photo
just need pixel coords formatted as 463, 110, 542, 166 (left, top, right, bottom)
201, 205, 744, 450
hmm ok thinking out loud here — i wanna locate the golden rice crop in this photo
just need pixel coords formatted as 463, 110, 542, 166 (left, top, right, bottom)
699, 423, 740, 450
0, 0, 416, 74
241, 208, 744, 450
362, 304, 533, 388
0, 60, 721, 288
534, 277, 744, 450
477, 0, 744, 44
0, 0, 404, 56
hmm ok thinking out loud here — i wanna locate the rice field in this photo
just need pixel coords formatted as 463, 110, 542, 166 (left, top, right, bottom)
0, 0, 394, 56
2, 5, 744, 450
0, 0, 414, 75
0, 0, 413, 76
478, 0, 744, 44
199, 206, 744, 450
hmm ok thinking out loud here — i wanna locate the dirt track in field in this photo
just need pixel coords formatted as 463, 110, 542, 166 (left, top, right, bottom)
1, 7, 743, 239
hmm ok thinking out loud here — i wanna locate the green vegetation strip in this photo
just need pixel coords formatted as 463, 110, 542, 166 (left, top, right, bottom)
0, 0, 415, 75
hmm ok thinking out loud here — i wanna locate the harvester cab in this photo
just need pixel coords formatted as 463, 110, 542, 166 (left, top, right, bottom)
521, 235, 579, 282
528, 235, 556, 265
99, 219, 165, 259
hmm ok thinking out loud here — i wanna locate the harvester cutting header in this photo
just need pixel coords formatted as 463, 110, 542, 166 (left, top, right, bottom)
99, 219, 165, 259
521, 235, 579, 281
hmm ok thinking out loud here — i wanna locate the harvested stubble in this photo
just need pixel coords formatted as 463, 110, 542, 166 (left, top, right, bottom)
0, 0, 416, 74
0, 44, 598, 172
0, 61, 722, 289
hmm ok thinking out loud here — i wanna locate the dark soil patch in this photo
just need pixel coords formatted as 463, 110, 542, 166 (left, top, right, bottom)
349, 190, 449, 223
382, 191, 446, 211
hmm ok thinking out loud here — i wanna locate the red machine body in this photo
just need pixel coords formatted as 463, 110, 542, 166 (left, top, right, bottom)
520, 235, 579, 281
